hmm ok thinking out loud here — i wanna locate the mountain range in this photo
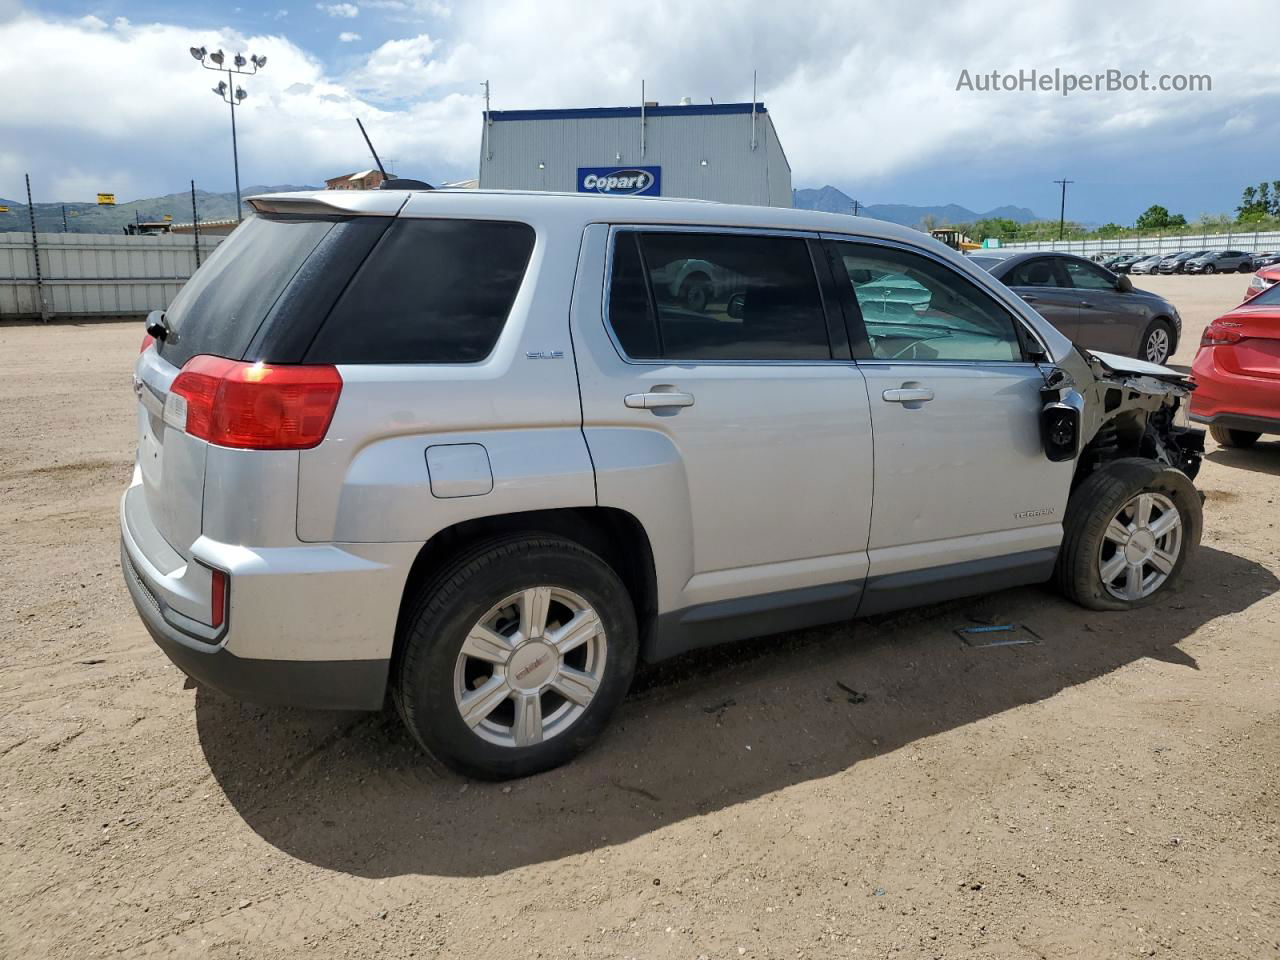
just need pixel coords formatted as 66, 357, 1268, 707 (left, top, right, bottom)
792, 185, 1042, 227
0, 185, 318, 235
3, 182, 1042, 235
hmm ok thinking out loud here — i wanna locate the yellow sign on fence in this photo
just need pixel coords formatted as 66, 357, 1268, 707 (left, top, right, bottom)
0, 205, 8, 212
163, 214, 173, 221
97, 193, 116, 205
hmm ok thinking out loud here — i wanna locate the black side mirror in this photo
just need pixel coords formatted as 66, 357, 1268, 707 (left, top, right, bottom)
1115, 274, 1133, 293
1041, 401, 1080, 461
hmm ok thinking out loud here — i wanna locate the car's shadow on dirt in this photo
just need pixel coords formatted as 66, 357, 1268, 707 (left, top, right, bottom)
196, 545, 1275, 879
1207, 443, 1280, 477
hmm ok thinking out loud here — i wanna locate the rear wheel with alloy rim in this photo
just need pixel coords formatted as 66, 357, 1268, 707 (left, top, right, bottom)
395, 535, 638, 779
1140, 318, 1175, 365
1056, 458, 1202, 611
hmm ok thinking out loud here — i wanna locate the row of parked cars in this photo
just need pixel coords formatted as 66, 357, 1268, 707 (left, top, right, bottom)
1099, 250, 1280, 276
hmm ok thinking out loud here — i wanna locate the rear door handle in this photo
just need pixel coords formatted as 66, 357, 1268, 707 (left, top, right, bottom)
882, 387, 934, 403
1019, 293, 1039, 303
1078, 301, 1095, 308
625, 390, 695, 410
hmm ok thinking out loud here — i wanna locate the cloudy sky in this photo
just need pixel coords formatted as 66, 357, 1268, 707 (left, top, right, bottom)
5, 0, 1279, 222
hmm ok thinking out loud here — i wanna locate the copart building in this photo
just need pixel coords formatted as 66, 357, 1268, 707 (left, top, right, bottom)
477, 100, 792, 207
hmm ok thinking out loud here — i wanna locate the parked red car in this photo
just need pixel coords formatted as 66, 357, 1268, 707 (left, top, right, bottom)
1190, 280, 1280, 447
1243, 264, 1280, 301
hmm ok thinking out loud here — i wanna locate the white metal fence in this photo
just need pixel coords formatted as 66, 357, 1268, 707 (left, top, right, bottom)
999, 229, 1280, 257
0, 232, 223, 321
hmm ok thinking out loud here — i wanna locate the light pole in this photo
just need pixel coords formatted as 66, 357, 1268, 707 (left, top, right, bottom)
189, 45, 266, 222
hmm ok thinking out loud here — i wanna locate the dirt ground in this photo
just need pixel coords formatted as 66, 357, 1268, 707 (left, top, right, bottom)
1, 273, 1277, 959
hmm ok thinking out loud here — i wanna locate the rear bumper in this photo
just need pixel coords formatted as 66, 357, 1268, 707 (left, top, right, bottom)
120, 468, 418, 711
1189, 347, 1280, 435
123, 540, 389, 710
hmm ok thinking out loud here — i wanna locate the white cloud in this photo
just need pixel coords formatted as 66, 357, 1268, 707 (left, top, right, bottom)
3, 0, 1280, 209
338, 31, 361, 42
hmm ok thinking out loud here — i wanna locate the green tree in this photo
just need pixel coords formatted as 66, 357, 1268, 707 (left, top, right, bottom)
1095, 222, 1126, 236
1134, 204, 1185, 231
1272, 181, 1280, 216
1237, 185, 1267, 221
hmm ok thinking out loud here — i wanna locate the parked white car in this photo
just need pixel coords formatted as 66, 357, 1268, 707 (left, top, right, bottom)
122, 189, 1205, 779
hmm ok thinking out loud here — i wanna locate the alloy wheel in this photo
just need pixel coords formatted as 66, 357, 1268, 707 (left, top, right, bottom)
1144, 327, 1171, 364
452, 586, 607, 748
1098, 492, 1183, 601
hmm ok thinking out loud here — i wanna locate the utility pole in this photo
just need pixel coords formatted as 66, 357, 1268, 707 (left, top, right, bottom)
61, 205, 68, 232
1053, 178, 1074, 241
851, 199, 862, 216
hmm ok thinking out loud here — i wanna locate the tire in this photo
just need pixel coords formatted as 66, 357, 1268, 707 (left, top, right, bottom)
680, 273, 712, 312
1055, 458, 1202, 611
1239, 262, 1253, 273
1209, 424, 1261, 448
394, 535, 638, 780
1140, 318, 1175, 365
1203, 264, 1216, 274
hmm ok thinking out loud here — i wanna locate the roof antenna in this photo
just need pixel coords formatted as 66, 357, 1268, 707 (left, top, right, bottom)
356, 117, 434, 191
356, 117, 388, 179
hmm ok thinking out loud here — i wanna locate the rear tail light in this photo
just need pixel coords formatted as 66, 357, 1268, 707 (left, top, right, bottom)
168, 355, 342, 449
1250, 275, 1266, 291
1201, 321, 1243, 347
208, 566, 228, 630
140, 332, 156, 353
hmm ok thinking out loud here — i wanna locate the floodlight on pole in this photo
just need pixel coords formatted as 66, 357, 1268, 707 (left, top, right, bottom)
189, 42, 266, 223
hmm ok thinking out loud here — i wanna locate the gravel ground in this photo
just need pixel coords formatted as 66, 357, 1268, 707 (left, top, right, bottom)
1, 272, 1277, 959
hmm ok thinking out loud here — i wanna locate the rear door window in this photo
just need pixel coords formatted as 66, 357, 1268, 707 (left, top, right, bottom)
607, 230, 831, 361
306, 218, 535, 364
158, 216, 339, 368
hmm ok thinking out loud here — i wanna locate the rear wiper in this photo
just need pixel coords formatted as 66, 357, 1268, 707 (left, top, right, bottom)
145, 309, 169, 342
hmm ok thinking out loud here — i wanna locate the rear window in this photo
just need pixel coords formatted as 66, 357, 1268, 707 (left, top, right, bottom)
158, 216, 339, 368
1251, 280, 1280, 305
305, 218, 535, 364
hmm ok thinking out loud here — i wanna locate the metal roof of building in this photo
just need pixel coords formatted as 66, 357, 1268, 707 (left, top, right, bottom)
487, 102, 767, 122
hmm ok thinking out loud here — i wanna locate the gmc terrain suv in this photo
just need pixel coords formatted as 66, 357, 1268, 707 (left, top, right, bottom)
122, 189, 1205, 779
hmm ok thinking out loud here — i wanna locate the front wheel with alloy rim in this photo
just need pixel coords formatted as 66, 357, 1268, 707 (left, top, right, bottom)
394, 535, 638, 780
1140, 318, 1175, 365
1056, 458, 1202, 611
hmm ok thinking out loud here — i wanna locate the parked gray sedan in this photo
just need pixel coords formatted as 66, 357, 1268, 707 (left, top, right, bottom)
969, 252, 1182, 363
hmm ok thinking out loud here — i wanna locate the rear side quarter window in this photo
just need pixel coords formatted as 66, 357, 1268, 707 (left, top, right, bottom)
305, 218, 535, 364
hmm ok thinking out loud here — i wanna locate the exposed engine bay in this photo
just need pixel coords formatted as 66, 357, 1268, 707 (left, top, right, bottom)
1038, 347, 1205, 483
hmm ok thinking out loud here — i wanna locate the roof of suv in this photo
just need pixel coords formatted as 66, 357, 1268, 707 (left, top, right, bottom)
247, 188, 947, 251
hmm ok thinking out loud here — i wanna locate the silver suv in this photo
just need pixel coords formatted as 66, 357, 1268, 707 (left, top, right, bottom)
122, 189, 1206, 779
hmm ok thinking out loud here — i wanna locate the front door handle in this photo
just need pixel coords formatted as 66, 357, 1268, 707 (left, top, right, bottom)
1020, 293, 1039, 303
625, 390, 695, 410
883, 387, 934, 403
1078, 301, 1095, 308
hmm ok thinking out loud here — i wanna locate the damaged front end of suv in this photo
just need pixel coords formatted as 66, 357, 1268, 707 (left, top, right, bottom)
1038, 347, 1205, 483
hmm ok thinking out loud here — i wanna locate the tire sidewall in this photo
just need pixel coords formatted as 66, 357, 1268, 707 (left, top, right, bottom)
398, 539, 638, 780
1058, 458, 1202, 611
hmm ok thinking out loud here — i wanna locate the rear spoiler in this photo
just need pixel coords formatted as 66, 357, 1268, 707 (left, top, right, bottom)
246, 192, 407, 218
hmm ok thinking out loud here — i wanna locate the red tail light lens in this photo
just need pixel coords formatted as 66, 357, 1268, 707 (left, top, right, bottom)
209, 567, 227, 629
169, 356, 342, 449
140, 332, 156, 353
1201, 322, 1243, 347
